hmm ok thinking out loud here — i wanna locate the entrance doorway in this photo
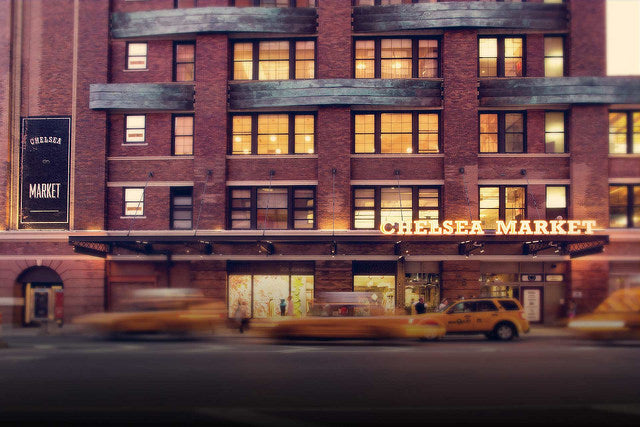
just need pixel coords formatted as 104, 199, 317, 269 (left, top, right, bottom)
16, 267, 64, 326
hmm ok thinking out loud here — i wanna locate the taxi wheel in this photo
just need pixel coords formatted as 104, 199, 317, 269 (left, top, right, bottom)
493, 323, 516, 341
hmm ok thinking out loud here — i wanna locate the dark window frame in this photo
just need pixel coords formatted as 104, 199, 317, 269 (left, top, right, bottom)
126, 42, 148, 70
478, 35, 526, 78
353, 36, 441, 79
229, 112, 317, 155
172, 114, 194, 156
478, 185, 527, 227
173, 41, 196, 82
545, 185, 569, 221
232, 0, 315, 6
170, 187, 194, 230
124, 114, 146, 144
609, 110, 640, 154
609, 184, 640, 228
352, 111, 441, 154
351, 185, 442, 230
478, 111, 526, 153
231, 38, 317, 81
228, 186, 317, 230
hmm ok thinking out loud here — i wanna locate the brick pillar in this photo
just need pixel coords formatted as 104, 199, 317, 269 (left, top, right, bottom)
441, 260, 481, 300
568, 0, 606, 77
442, 30, 479, 221
568, 260, 609, 314
316, 0, 352, 231
0, 0, 11, 229
525, 34, 544, 77
194, 34, 228, 230
315, 261, 353, 296
190, 261, 227, 301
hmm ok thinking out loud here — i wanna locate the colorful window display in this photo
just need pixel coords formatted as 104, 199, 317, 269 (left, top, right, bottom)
353, 275, 396, 314
228, 274, 314, 318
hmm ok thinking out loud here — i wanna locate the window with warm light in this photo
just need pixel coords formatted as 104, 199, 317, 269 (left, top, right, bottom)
545, 111, 566, 153
231, 113, 315, 155
229, 187, 315, 229
353, 186, 440, 229
173, 115, 194, 156
479, 186, 526, 229
609, 111, 640, 154
544, 37, 564, 77
173, 42, 195, 82
546, 186, 567, 220
126, 42, 148, 70
354, 38, 439, 79
479, 37, 524, 77
125, 115, 145, 143
232, 40, 315, 80
610, 185, 640, 228
479, 112, 525, 153
124, 188, 145, 216
354, 112, 439, 154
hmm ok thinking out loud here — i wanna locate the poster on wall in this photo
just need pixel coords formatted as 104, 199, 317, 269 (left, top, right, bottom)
19, 117, 71, 229
522, 288, 542, 323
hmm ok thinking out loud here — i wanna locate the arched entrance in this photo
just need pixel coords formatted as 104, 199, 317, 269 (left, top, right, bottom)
16, 266, 64, 326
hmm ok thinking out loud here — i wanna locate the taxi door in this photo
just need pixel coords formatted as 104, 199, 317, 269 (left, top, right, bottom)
444, 301, 477, 332
474, 300, 500, 332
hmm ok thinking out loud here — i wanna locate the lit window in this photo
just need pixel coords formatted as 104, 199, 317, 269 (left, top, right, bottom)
479, 112, 525, 153
546, 186, 567, 220
609, 111, 640, 154
126, 42, 147, 70
171, 187, 193, 229
233, 40, 315, 80
125, 115, 145, 143
231, 113, 315, 155
354, 112, 440, 154
479, 37, 523, 77
610, 185, 640, 228
545, 112, 566, 153
230, 187, 315, 229
544, 37, 564, 77
480, 186, 525, 229
174, 42, 195, 82
355, 38, 439, 79
353, 186, 440, 229
173, 115, 194, 156
124, 188, 144, 216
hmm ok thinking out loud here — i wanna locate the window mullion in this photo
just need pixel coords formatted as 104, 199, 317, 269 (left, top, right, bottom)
498, 113, 505, 153
375, 40, 381, 79
251, 114, 258, 154
412, 39, 418, 79
251, 187, 257, 229
375, 113, 381, 154
628, 112, 634, 154
375, 187, 381, 229
412, 113, 418, 153
288, 187, 294, 229
498, 38, 505, 77
412, 186, 418, 222
253, 41, 259, 80
289, 113, 295, 154
289, 41, 295, 80
499, 186, 505, 221
628, 185, 634, 228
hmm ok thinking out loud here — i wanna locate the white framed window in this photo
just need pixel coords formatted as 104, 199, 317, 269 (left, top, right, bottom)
127, 42, 148, 70
125, 115, 146, 143
124, 188, 145, 216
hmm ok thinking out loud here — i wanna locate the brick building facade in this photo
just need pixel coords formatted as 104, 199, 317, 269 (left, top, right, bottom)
1, 0, 639, 326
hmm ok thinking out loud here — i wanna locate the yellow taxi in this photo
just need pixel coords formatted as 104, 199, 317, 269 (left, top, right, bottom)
73, 288, 226, 337
421, 297, 530, 341
567, 288, 640, 341
261, 293, 446, 341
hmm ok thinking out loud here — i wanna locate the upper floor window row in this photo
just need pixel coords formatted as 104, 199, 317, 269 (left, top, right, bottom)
233, 40, 315, 81
232, 0, 316, 6
609, 111, 640, 154
231, 113, 315, 155
354, 1, 564, 5
480, 111, 567, 154
354, 112, 440, 154
355, 38, 439, 79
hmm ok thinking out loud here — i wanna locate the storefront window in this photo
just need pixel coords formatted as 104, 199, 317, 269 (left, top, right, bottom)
353, 275, 395, 314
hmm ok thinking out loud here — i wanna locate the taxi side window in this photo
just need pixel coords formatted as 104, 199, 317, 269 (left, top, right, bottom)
498, 300, 520, 310
477, 301, 498, 312
449, 302, 477, 313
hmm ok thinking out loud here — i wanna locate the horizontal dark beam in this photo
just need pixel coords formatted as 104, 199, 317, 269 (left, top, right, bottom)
479, 77, 640, 106
229, 79, 442, 109
353, 2, 567, 32
111, 7, 317, 38
90, 83, 195, 111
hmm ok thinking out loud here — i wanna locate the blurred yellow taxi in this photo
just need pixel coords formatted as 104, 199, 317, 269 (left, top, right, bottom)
263, 293, 445, 341
73, 288, 226, 337
567, 288, 640, 341
421, 297, 530, 341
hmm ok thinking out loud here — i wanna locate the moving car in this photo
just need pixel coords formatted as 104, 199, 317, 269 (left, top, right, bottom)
567, 288, 640, 341
421, 297, 530, 341
263, 293, 446, 341
73, 288, 226, 337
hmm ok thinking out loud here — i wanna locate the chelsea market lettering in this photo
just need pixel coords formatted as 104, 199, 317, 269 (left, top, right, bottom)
380, 220, 596, 236
29, 136, 62, 145
29, 183, 61, 199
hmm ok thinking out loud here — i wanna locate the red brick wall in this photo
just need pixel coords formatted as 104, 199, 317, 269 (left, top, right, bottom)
442, 30, 479, 221
609, 158, 640, 179
227, 158, 318, 182
441, 260, 481, 300
526, 34, 544, 77
315, 260, 353, 295
107, 186, 171, 230
108, 159, 194, 183
351, 158, 444, 181
108, 113, 174, 157
190, 261, 227, 300
568, 0, 606, 76
478, 157, 569, 181
317, 0, 352, 80
526, 110, 545, 153
111, 0, 228, 13
110, 40, 174, 84
569, 260, 609, 314
0, 0, 11, 229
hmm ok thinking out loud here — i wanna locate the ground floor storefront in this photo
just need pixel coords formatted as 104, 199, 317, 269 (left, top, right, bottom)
1, 231, 637, 327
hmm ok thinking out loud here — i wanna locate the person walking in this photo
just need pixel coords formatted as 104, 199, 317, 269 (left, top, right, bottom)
415, 297, 427, 314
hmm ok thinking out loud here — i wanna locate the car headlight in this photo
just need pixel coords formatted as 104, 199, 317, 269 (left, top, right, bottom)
568, 320, 626, 329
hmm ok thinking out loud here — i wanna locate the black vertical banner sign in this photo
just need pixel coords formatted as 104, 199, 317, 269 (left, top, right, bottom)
20, 117, 71, 229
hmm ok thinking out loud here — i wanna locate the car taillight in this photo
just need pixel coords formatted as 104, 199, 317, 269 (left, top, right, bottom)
519, 311, 526, 320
